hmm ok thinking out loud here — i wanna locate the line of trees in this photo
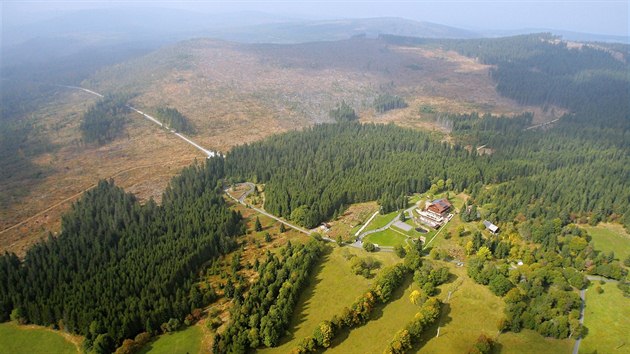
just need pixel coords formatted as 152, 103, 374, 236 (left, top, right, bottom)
292, 263, 409, 353
383, 297, 441, 354
212, 240, 323, 353
380, 260, 450, 353
412, 261, 450, 300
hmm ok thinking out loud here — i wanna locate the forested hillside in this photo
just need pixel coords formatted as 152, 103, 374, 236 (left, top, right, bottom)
0, 158, 242, 352
225, 33, 630, 229
445, 111, 630, 225
226, 121, 630, 229
226, 123, 483, 228
445, 34, 629, 122
384, 33, 630, 125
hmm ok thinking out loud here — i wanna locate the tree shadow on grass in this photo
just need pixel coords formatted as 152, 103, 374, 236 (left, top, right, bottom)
272, 245, 332, 346
370, 274, 414, 322
327, 273, 414, 350
491, 340, 504, 353
410, 302, 453, 352
433, 272, 460, 297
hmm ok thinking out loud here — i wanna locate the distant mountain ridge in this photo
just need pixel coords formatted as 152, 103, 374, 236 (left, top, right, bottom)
205, 17, 480, 43
3, 9, 480, 47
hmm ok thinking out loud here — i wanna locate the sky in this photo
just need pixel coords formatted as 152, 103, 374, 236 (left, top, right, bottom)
3, 0, 629, 36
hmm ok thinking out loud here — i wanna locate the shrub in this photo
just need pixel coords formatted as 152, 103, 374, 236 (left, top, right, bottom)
394, 245, 406, 258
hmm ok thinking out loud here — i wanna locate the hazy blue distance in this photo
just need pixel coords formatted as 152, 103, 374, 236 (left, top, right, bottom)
3, 0, 628, 37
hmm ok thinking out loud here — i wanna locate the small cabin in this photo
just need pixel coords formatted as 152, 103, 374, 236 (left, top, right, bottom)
319, 223, 331, 232
483, 220, 499, 234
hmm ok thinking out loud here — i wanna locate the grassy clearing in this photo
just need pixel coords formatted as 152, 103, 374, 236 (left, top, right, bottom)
414, 263, 504, 353
259, 246, 399, 353
495, 330, 574, 354
139, 325, 202, 354
429, 216, 465, 250
363, 210, 399, 233
450, 193, 467, 210
328, 276, 418, 353
417, 263, 571, 354
582, 223, 630, 261
580, 282, 630, 353
0, 322, 79, 354
327, 260, 502, 353
364, 228, 410, 247
303, 260, 500, 353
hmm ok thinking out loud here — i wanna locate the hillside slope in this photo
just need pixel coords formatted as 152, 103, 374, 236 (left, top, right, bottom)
0, 36, 559, 255
87, 37, 554, 150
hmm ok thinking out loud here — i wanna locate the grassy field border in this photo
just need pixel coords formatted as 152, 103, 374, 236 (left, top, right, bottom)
363, 210, 399, 233
581, 223, 630, 262
0, 322, 80, 354
138, 325, 202, 354
579, 282, 630, 353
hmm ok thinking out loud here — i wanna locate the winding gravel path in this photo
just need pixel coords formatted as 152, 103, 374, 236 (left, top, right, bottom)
225, 183, 311, 235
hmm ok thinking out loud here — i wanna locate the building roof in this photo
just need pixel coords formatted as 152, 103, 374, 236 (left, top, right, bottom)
483, 220, 499, 233
429, 199, 452, 213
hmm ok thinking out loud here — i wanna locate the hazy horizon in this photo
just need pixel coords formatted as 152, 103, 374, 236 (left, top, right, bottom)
3, 0, 629, 37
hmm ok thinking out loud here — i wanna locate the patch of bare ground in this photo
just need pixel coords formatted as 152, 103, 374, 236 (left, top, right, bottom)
327, 201, 379, 242
89, 39, 562, 143
0, 89, 202, 257
363, 47, 565, 128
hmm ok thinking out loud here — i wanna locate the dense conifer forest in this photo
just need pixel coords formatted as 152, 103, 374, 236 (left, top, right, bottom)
226, 119, 629, 229
213, 241, 322, 353
439, 34, 629, 119
0, 158, 242, 352
329, 101, 358, 122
